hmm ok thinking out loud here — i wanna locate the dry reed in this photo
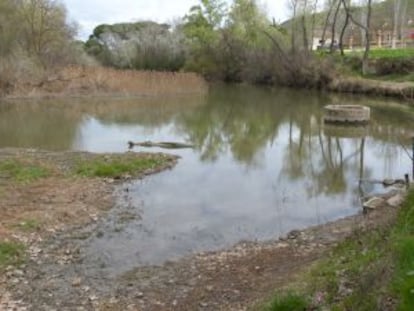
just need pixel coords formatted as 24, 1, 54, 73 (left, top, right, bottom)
5, 66, 208, 98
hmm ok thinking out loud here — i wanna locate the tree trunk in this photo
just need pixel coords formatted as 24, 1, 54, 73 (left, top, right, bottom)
362, 0, 372, 75
392, 0, 402, 49
330, 0, 342, 53
341, 0, 372, 75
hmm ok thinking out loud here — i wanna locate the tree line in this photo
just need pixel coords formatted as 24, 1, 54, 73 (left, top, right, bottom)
85, 0, 414, 84
0, 0, 413, 94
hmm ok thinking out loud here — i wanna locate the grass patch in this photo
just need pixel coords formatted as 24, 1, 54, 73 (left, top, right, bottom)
0, 160, 50, 183
305, 227, 392, 311
347, 48, 414, 60
262, 190, 414, 311
16, 219, 41, 232
262, 293, 309, 311
390, 191, 414, 310
75, 155, 169, 178
0, 241, 25, 268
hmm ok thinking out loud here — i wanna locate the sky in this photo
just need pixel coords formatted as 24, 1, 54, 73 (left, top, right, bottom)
61, 0, 289, 40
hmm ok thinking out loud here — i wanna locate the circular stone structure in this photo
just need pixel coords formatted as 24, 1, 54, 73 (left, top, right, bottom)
323, 105, 370, 124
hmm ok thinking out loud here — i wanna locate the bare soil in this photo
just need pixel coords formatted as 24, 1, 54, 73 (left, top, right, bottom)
0, 148, 400, 311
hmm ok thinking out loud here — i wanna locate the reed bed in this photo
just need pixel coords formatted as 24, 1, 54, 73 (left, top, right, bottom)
7, 66, 208, 98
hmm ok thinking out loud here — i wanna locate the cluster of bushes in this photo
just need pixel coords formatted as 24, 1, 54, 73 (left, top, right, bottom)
84, 21, 187, 71
83, 0, 335, 88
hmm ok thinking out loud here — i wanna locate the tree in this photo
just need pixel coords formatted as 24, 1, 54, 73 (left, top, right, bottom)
18, 0, 76, 67
183, 0, 228, 76
0, 0, 21, 58
341, 0, 373, 75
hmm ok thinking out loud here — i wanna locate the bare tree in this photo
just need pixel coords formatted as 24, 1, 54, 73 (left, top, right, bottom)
18, 0, 76, 66
342, 0, 373, 74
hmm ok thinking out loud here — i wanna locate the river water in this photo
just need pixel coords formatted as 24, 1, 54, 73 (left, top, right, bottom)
1, 85, 413, 272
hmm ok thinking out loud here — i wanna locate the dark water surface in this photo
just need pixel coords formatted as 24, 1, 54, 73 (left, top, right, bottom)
1, 85, 413, 273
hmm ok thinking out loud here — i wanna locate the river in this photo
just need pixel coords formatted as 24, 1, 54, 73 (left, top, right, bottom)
1, 84, 413, 272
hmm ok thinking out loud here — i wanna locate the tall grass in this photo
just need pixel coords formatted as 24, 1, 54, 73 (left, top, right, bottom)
30, 66, 208, 97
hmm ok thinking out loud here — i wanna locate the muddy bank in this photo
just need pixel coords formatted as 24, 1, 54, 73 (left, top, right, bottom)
0, 147, 405, 310
327, 77, 414, 102
0, 148, 178, 241
0, 197, 399, 311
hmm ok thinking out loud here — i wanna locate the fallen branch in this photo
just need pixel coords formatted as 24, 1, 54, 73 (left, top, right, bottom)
128, 141, 194, 149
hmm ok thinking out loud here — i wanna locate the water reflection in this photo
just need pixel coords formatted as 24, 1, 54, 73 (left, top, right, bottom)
1, 87, 414, 270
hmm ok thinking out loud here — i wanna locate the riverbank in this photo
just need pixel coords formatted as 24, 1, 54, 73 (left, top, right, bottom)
1, 65, 414, 103
0, 148, 408, 310
262, 191, 414, 311
328, 77, 414, 102
0, 148, 178, 241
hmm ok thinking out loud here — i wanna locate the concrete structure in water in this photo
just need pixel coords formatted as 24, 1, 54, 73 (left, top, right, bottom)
324, 105, 371, 124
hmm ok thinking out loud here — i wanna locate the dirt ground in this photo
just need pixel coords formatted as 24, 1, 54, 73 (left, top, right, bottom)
0, 148, 400, 311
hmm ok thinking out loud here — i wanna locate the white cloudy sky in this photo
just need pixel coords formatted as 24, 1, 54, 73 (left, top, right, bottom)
61, 0, 289, 40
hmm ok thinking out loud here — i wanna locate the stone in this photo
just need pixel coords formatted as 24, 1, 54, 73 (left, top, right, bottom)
363, 197, 385, 210
387, 194, 404, 207
382, 179, 395, 186
71, 277, 82, 287
206, 285, 214, 292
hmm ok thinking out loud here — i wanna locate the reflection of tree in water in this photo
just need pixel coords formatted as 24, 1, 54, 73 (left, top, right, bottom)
281, 118, 370, 196
0, 100, 81, 150
178, 85, 324, 164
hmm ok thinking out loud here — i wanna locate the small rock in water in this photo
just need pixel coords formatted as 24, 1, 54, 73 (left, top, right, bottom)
363, 197, 385, 210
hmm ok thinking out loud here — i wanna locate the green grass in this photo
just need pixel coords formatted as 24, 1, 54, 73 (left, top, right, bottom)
347, 48, 414, 60
16, 219, 41, 232
263, 293, 309, 311
262, 190, 414, 311
0, 160, 50, 183
391, 191, 414, 310
0, 242, 25, 268
75, 156, 167, 178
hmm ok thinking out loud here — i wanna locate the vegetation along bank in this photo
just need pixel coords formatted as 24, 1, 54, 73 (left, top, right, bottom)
1, 0, 414, 98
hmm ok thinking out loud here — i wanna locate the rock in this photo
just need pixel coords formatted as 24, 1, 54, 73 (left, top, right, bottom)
206, 285, 214, 292
88, 295, 97, 302
363, 197, 385, 210
13, 270, 24, 277
71, 277, 82, 287
383, 179, 396, 186
387, 194, 404, 207
287, 230, 300, 239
